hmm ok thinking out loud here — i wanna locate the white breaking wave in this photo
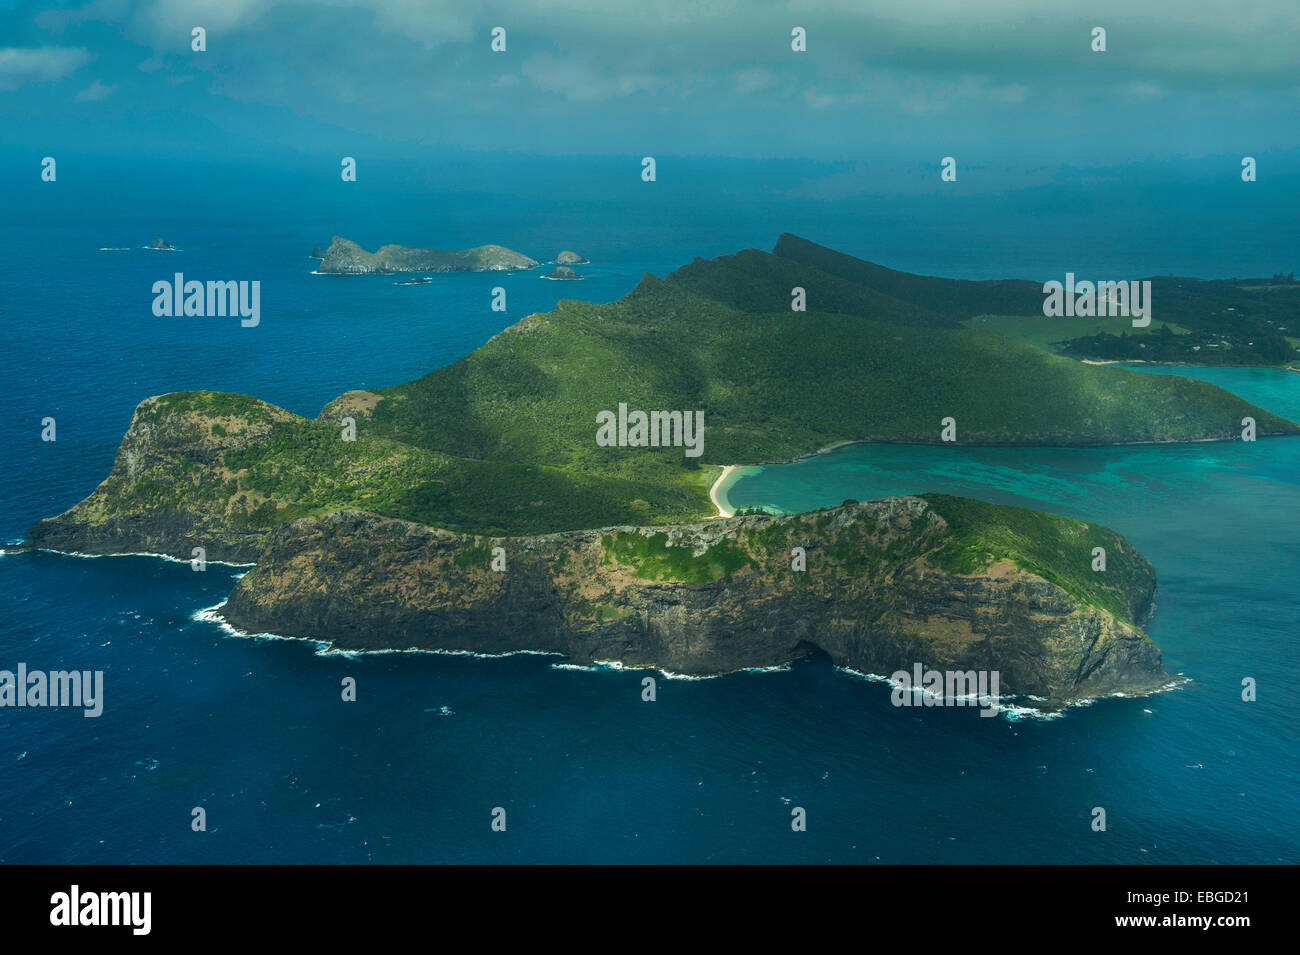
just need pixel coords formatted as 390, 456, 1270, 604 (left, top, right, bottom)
20, 545, 254, 568
192, 602, 568, 662
549, 660, 790, 680
837, 665, 1190, 721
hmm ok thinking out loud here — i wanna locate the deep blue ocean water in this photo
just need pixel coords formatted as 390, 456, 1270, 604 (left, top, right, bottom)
1, 158, 1297, 863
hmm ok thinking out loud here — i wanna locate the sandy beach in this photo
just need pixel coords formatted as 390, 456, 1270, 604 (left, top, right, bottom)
709, 465, 738, 518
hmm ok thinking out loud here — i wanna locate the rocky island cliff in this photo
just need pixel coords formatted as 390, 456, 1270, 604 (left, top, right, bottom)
220, 497, 1164, 705
316, 236, 539, 273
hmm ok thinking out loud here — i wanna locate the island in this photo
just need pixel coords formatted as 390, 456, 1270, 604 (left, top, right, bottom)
220, 498, 1164, 703
149, 236, 174, 251
555, 250, 589, 265
315, 236, 539, 274
22, 235, 1300, 707
545, 266, 583, 280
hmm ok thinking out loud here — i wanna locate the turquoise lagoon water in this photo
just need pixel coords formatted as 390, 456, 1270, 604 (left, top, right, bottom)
720, 365, 1300, 863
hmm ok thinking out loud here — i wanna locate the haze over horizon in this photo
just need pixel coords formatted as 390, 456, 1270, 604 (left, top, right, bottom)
2, 0, 1298, 167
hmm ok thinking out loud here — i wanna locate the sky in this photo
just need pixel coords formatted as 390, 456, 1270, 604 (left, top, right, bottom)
1, 0, 1298, 166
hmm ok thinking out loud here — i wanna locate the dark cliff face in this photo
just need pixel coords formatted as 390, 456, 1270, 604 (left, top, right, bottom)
220, 501, 1165, 705
23, 393, 301, 563
24, 510, 265, 563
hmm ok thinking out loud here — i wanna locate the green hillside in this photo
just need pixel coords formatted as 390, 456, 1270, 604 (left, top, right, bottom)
350, 262, 1297, 478
327, 237, 1297, 526
31, 236, 1300, 543
771, 234, 1299, 366
921, 494, 1153, 624
665, 248, 957, 327
964, 313, 1191, 352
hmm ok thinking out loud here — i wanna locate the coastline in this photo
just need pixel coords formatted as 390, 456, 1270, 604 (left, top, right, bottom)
0, 542, 256, 568
717, 426, 1297, 484
708, 465, 738, 517
200, 593, 1173, 718
704, 415, 1297, 521
708, 440, 855, 519
1082, 357, 1295, 370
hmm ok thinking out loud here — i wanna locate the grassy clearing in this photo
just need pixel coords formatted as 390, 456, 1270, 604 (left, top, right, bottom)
964, 313, 1191, 353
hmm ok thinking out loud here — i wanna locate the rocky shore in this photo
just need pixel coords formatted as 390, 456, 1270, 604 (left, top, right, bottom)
216, 500, 1165, 705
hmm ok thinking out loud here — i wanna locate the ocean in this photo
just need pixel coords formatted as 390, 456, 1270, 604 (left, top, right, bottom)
1, 157, 1296, 863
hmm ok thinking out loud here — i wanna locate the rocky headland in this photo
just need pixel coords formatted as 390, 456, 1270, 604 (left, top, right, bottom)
217, 499, 1165, 705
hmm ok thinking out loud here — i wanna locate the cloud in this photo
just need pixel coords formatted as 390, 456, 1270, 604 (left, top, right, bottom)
362, 0, 476, 48
803, 89, 836, 110
988, 83, 1029, 104
12, 0, 1300, 159
522, 53, 664, 101
34, 0, 1300, 92
130, 0, 272, 37
34, 0, 130, 34
74, 79, 116, 101
122, 0, 473, 48
844, 72, 1034, 115
733, 68, 774, 95
0, 47, 93, 91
